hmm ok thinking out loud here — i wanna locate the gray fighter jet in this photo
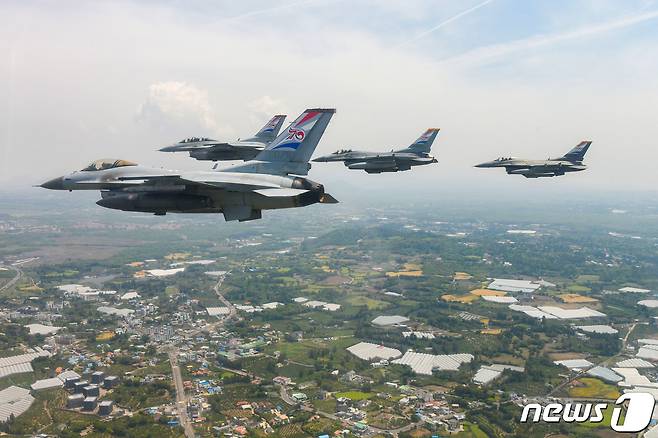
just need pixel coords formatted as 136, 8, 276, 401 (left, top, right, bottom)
159, 114, 287, 161
312, 128, 439, 173
475, 141, 592, 178
41, 109, 337, 222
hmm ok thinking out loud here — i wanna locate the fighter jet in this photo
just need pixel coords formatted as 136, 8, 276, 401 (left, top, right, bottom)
159, 114, 287, 161
475, 141, 592, 178
312, 128, 439, 173
40, 109, 337, 222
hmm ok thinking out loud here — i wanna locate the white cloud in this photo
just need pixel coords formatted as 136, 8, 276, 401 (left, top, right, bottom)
247, 95, 287, 120
136, 81, 221, 136
0, 0, 657, 194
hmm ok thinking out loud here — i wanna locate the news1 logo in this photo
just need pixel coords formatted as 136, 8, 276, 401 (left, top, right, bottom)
520, 392, 655, 432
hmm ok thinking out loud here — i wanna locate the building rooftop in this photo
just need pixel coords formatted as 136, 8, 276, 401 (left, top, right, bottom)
554, 359, 593, 370
31, 378, 63, 391
97, 306, 134, 317
0, 386, 34, 423
487, 278, 541, 293
372, 315, 410, 326
347, 342, 402, 361
638, 300, 658, 308
482, 295, 518, 304
615, 358, 654, 368
538, 306, 606, 319
392, 351, 473, 375
576, 325, 618, 334
24, 323, 62, 335
619, 287, 651, 293
206, 307, 230, 316
508, 304, 558, 319
587, 366, 622, 383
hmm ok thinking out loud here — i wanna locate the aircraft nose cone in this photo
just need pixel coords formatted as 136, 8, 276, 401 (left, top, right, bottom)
312, 156, 326, 162
159, 145, 177, 152
474, 162, 491, 168
40, 176, 65, 190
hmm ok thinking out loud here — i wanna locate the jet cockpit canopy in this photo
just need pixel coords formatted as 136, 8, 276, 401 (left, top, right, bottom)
81, 159, 138, 172
180, 137, 214, 143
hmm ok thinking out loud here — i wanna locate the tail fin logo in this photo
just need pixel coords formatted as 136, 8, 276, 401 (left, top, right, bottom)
271, 111, 320, 151
414, 128, 439, 145
272, 127, 306, 150
418, 130, 433, 142
287, 128, 306, 142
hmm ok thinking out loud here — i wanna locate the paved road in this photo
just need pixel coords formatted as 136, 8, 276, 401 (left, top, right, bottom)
277, 384, 297, 405
213, 272, 238, 324
0, 265, 21, 293
168, 350, 195, 438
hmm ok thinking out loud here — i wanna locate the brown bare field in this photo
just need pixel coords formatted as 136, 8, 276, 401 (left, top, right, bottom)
559, 293, 598, 303
441, 294, 479, 304
470, 289, 506, 297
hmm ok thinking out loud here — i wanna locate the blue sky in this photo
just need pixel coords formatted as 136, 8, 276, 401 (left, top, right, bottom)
1, 0, 658, 194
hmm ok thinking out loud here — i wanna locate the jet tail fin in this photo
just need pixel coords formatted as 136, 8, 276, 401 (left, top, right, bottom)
251, 115, 287, 143
254, 108, 335, 164
404, 128, 440, 154
226, 109, 335, 175
559, 140, 592, 162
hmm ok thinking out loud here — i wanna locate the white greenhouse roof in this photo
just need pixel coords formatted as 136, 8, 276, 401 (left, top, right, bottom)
482, 296, 518, 304
346, 342, 402, 361
619, 287, 651, 293
576, 325, 618, 334
24, 323, 62, 336
508, 305, 557, 319
31, 377, 64, 391
0, 386, 34, 423
615, 358, 654, 368
206, 307, 230, 316
554, 359, 593, 370
538, 306, 606, 319
487, 279, 541, 293
372, 315, 410, 326
586, 366, 622, 383
392, 351, 473, 375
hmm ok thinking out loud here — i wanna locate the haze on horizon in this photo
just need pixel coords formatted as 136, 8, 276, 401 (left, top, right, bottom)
2, 0, 658, 198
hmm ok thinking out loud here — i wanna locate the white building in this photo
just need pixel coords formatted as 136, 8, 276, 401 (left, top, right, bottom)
487, 279, 541, 293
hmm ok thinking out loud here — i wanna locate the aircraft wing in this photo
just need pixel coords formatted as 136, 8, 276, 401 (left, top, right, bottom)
362, 154, 399, 166
116, 173, 281, 192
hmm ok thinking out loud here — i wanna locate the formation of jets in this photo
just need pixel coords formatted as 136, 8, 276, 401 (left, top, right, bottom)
40, 109, 593, 222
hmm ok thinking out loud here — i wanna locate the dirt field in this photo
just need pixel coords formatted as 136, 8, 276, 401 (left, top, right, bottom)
559, 293, 598, 303
442, 294, 479, 303
470, 288, 506, 296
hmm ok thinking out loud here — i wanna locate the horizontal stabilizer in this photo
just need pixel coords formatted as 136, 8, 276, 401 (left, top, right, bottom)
319, 193, 339, 204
